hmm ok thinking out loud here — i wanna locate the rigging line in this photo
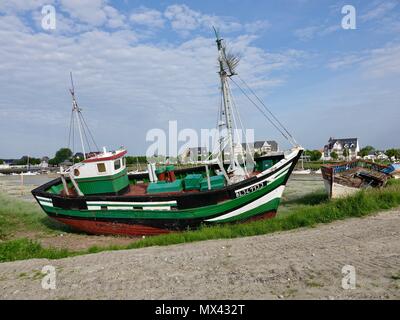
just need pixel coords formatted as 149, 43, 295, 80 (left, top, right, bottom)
67, 109, 74, 150
77, 111, 93, 154
78, 110, 100, 152
237, 75, 298, 146
229, 77, 293, 145
72, 109, 75, 163
225, 80, 249, 176
210, 89, 223, 160
226, 80, 255, 167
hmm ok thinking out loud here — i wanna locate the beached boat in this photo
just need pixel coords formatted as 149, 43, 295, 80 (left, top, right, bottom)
321, 160, 390, 199
382, 163, 400, 179
32, 32, 303, 236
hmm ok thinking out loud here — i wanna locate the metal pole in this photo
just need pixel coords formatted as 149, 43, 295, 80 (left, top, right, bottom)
205, 165, 211, 190
75, 108, 86, 159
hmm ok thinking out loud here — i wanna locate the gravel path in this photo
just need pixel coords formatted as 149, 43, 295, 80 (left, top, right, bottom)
1, 209, 399, 300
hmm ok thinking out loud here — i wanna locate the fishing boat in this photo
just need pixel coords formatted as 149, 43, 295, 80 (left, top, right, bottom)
32, 31, 303, 236
321, 160, 390, 199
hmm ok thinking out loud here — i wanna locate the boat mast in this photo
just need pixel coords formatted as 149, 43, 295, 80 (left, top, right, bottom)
214, 28, 237, 172
69, 72, 86, 160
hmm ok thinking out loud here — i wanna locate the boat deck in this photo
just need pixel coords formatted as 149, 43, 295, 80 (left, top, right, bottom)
334, 167, 388, 188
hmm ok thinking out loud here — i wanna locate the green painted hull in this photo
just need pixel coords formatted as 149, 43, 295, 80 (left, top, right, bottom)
32, 148, 302, 235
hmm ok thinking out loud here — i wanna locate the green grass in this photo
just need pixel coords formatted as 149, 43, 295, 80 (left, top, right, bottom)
0, 194, 72, 240
1, 180, 400, 263
0, 238, 77, 262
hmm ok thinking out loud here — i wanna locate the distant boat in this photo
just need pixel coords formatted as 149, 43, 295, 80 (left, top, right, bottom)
314, 169, 322, 174
21, 171, 39, 176
293, 169, 311, 174
321, 160, 390, 198
293, 155, 310, 174
381, 163, 400, 179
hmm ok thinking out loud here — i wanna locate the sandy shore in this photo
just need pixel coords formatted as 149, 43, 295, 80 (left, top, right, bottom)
1, 209, 399, 300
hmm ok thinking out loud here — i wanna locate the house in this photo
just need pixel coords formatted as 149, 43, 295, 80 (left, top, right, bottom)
229, 140, 279, 160
364, 151, 388, 161
39, 156, 49, 168
324, 137, 360, 160
253, 140, 278, 155
363, 151, 377, 161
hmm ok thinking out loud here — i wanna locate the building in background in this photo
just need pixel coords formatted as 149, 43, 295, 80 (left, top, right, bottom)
323, 137, 360, 160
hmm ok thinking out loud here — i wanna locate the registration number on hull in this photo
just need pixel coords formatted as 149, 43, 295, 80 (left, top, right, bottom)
235, 181, 267, 198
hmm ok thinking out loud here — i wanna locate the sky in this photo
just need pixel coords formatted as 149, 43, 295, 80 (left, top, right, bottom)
0, 0, 399, 158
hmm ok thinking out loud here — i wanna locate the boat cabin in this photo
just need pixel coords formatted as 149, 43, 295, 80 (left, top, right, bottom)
68, 148, 129, 195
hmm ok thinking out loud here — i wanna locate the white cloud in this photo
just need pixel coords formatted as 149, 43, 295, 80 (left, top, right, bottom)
163, 4, 264, 36
59, 0, 107, 26
0, 13, 302, 157
327, 44, 400, 78
0, 0, 53, 13
244, 20, 271, 33
130, 7, 165, 28
362, 44, 400, 78
294, 24, 340, 41
164, 4, 201, 34
59, 0, 126, 28
360, 1, 398, 22
294, 26, 319, 41
327, 55, 365, 70
104, 5, 126, 29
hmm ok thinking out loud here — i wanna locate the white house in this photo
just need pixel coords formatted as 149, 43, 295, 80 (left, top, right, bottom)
324, 137, 360, 160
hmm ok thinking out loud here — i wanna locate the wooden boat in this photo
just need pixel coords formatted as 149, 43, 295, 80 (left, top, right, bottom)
321, 160, 390, 199
382, 163, 400, 179
32, 31, 303, 236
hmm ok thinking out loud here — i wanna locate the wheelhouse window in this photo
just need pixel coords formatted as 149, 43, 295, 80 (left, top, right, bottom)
97, 163, 106, 173
122, 157, 126, 167
114, 159, 121, 170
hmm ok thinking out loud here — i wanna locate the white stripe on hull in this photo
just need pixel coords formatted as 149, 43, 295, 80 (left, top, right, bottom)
36, 196, 52, 202
86, 200, 177, 206
206, 185, 285, 222
39, 201, 53, 207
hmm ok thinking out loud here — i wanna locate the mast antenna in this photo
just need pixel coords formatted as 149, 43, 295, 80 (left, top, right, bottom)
69, 72, 87, 159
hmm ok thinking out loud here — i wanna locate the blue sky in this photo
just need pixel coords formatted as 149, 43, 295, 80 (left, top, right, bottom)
0, 0, 399, 158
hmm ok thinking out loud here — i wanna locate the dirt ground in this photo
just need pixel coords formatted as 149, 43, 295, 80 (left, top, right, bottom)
1, 208, 399, 300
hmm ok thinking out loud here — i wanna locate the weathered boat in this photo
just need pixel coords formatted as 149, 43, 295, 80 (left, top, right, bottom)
321, 160, 390, 199
382, 163, 400, 179
32, 31, 303, 236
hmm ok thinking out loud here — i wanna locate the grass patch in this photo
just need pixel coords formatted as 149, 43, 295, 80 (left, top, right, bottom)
1, 180, 400, 263
0, 238, 77, 263
0, 194, 73, 240
390, 272, 400, 280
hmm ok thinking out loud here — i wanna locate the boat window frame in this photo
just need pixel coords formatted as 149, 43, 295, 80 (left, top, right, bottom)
114, 159, 121, 171
97, 162, 107, 173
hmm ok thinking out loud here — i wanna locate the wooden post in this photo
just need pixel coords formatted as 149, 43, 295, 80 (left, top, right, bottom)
20, 172, 24, 196
61, 175, 70, 196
